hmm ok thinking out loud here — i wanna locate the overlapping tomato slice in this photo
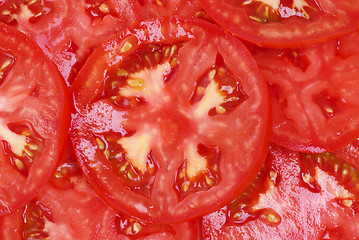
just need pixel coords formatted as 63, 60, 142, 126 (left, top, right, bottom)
0, 22, 69, 216
138, 0, 201, 18
0, 142, 199, 239
199, 0, 358, 48
202, 145, 359, 239
253, 29, 359, 153
0, 0, 145, 84
70, 16, 271, 223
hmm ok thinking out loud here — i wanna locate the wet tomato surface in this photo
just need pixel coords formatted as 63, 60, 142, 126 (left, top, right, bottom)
0, 22, 69, 217
0, 142, 200, 239
199, 0, 359, 48
70, 16, 271, 223
202, 145, 359, 239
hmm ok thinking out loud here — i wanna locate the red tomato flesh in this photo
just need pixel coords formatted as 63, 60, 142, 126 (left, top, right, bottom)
70, 16, 271, 223
253, 29, 359, 152
0, 0, 145, 84
199, 0, 357, 48
202, 145, 359, 239
0, 143, 200, 240
0, 22, 69, 216
138, 0, 201, 18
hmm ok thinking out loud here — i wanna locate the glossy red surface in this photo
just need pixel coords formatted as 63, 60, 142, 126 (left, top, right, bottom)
202, 145, 359, 239
71, 16, 271, 223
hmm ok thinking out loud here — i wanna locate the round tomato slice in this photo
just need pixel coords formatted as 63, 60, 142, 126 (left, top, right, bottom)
0, 23, 69, 216
70, 17, 271, 222
138, 0, 201, 18
253, 30, 359, 153
0, 144, 200, 239
199, 0, 357, 48
202, 145, 359, 239
0, 0, 144, 84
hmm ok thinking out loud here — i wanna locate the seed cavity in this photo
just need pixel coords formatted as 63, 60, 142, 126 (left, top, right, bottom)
95, 132, 158, 198
174, 143, 221, 200
2, 123, 43, 177
190, 54, 247, 117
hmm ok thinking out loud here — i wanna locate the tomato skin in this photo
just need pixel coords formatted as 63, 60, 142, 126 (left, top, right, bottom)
71, 16, 271, 223
202, 145, 359, 239
199, 0, 357, 48
0, 22, 70, 217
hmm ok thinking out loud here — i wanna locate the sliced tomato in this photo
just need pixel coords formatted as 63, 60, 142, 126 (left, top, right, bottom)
0, 23, 69, 216
70, 16, 271, 222
199, 0, 357, 48
202, 145, 359, 239
138, 0, 201, 18
253, 30, 359, 153
334, 139, 359, 171
0, 144, 199, 239
0, 0, 144, 84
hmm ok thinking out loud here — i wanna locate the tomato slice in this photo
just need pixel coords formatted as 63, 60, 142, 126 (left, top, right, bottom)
138, 0, 201, 18
253, 30, 359, 153
0, 144, 200, 239
70, 16, 271, 222
202, 145, 359, 239
0, 23, 69, 216
0, 0, 144, 84
199, 0, 357, 48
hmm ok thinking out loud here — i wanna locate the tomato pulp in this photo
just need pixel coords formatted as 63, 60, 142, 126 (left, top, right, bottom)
0, 22, 69, 216
199, 0, 358, 48
0, 142, 200, 239
71, 16, 271, 222
253, 29, 359, 152
0, 0, 145, 84
202, 145, 359, 239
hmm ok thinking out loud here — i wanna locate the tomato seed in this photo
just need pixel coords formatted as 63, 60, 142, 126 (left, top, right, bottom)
133, 222, 142, 233
119, 162, 128, 173
99, 3, 110, 13
14, 158, 25, 170
96, 138, 105, 150
24, 147, 34, 157
117, 69, 128, 77
267, 212, 279, 223
127, 78, 144, 89
342, 199, 353, 207
28, 143, 39, 151
183, 183, 189, 192
154, 0, 164, 7
215, 105, 226, 114
170, 58, 178, 68
22, 128, 32, 136
121, 41, 133, 53
205, 176, 214, 186
54, 172, 63, 178
104, 149, 110, 158
28, 0, 37, 5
